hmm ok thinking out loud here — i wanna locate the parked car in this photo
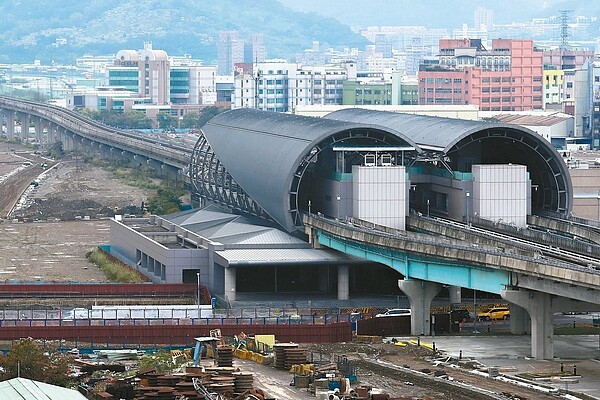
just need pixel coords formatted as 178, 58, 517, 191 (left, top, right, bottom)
477, 307, 510, 321
375, 308, 411, 317
450, 308, 472, 322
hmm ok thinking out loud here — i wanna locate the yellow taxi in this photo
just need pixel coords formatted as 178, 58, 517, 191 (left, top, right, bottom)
477, 307, 510, 321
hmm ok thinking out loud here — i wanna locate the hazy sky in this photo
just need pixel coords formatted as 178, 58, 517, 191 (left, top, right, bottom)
278, 0, 584, 28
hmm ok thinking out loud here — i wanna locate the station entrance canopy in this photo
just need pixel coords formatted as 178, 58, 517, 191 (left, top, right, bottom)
191, 108, 572, 233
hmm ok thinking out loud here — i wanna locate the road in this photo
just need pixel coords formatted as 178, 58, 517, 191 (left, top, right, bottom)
0, 151, 54, 218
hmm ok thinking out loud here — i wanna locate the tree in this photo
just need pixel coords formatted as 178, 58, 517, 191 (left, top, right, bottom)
147, 186, 183, 215
0, 338, 71, 387
120, 111, 152, 129
198, 106, 224, 128
76, 109, 152, 129
181, 111, 199, 129
157, 113, 176, 131
48, 141, 64, 159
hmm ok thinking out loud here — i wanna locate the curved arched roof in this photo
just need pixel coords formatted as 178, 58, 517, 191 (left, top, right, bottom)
325, 108, 573, 215
200, 109, 417, 231
198, 108, 573, 232
140, 49, 168, 61
324, 108, 536, 152
115, 50, 139, 61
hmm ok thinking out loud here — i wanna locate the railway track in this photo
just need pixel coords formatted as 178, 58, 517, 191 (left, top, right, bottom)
0, 154, 55, 218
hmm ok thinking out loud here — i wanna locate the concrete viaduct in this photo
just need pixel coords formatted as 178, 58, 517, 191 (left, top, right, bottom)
0, 95, 189, 180
304, 214, 600, 360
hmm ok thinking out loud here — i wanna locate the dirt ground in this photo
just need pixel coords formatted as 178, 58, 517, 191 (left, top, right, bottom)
0, 220, 111, 282
0, 146, 155, 282
298, 342, 563, 400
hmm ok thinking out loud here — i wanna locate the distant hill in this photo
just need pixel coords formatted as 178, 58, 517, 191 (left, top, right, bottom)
279, 0, 597, 30
0, 0, 369, 65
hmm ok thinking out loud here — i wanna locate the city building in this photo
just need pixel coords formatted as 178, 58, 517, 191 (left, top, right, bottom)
542, 47, 594, 114
343, 79, 393, 106
418, 38, 544, 111
108, 108, 570, 301
591, 60, 600, 148
66, 44, 229, 126
342, 70, 417, 106
217, 31, 245, 75
543, 69, 564, 111
232, 60, 353, 111
217, 31, 265, 75
108, 43, 171, 105
474, 7, 493, 30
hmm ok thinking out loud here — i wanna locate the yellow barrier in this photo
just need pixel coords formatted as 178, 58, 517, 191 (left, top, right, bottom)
289, 364, 314, 375
409, 339, 434, 350
253, 353, 264, 364
394, 341, 408, 347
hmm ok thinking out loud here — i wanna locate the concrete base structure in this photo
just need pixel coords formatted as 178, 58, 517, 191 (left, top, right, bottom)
337, 265, 349, 300
398, 278, 441, 336
224, 267, 236, 302
509, 303, 529, 335
503, 289, 600, 360
503, 289, 553, 359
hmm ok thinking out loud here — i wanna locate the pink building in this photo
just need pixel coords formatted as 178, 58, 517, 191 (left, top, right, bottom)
418, 38, 544, 111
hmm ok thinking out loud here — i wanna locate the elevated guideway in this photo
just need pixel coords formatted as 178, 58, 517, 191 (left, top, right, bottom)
304, 213, 600, 359
0, 96, 191, 172
528, 214, 600, 247
407, 215, 600, 271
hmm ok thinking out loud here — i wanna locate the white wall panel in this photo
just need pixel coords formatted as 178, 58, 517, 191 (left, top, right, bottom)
352, 165, 406, 230
472, 164, 528, 227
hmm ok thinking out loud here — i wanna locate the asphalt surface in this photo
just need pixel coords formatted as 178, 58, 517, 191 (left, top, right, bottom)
388, 335, 600, 399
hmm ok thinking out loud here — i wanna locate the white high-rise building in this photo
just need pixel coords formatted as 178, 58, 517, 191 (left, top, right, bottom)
217, 31, 245, 75
232, 61, 353, 111
474, 7, 493, 30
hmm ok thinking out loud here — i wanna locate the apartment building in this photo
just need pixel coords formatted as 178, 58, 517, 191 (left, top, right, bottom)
543, 69, 564, 110
542, 48, 594, 114
233, 61, 353, 111
418, 38, 544, 111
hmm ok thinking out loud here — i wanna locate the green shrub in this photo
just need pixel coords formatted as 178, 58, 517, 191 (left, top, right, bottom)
86, 249, 144, 282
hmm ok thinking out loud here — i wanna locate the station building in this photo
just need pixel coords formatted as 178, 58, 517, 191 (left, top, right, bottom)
108, 108, 571, 302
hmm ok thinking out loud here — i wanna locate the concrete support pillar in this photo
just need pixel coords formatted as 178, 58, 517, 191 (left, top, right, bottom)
449, 285, 461, 304
41, 119, 50, 143
509, 303, 529, 334
17, 112, 28, 141
5, 110, 15, 139
46, 122, 53, 143
337, 265, 349, 300
33, 117, 43, 142
502, 289, 554, 360
224, 267, 236, 302
61, 131, 72, 151
57, 128, 67, 150
398, 279, 441, 336
305, 225, 323, 249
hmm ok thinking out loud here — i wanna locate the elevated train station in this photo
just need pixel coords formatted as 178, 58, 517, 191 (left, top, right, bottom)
115, 106, 576, 302
194, 108, 571, 233
109, 108, 597, 359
